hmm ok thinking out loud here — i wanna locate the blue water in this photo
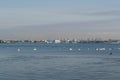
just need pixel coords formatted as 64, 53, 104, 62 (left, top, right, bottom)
0, 43, 120, 80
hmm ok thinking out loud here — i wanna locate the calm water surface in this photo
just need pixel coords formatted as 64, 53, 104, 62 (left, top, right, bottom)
0, 43, 120, 80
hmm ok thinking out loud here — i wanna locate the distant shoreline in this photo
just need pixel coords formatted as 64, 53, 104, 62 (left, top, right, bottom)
0, 39, 120, 44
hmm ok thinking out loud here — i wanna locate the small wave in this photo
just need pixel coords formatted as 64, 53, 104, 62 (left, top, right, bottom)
103, 57, 120, 62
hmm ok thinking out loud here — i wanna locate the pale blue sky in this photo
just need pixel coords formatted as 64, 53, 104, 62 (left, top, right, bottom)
0, 0, 120, 40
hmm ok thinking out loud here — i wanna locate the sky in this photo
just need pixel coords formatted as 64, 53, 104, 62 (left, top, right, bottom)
0, 0, 120, 40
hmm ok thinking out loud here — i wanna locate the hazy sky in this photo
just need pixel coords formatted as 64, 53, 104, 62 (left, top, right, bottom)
0, 0, 120, 40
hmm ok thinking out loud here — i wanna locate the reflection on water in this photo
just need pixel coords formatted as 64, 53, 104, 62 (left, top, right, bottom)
0, 43, 120, 80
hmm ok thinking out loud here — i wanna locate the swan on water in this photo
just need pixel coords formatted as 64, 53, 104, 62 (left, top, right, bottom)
100, 48, 106, 51
69, 48, 72, 51
17, 48, 20, 52
33, 48, 37, 51
78, 48, 81, 51
96, 48, 99, 51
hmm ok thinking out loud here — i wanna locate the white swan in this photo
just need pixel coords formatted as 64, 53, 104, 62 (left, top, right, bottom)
17, 48, 20, 52
33, 48, 37, 51
69, 48, 72, 51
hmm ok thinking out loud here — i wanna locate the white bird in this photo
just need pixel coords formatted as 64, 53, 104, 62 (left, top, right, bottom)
78, 48, 81, 51
100, 48, 105, 51
69, 48, 72, 51
33, 48, 37, 51
96, 48, 99, 51
17, 48, 20, 52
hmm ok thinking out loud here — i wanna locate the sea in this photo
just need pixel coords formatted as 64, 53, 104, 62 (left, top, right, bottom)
0, 43, 120, 80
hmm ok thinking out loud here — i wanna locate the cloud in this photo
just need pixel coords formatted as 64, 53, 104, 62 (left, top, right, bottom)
88, 10, 120, 16
64, 9, 120, 17
0, 8, 119, 28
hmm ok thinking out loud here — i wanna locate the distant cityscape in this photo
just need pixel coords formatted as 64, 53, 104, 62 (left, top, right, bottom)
0, 39, 120, 44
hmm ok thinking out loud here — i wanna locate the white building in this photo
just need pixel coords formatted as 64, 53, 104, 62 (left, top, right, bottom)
54, 40, 61, 43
